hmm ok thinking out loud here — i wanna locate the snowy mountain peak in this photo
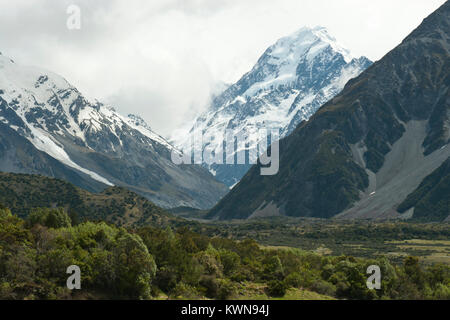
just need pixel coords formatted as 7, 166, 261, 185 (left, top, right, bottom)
0, 53, 179, 185
283, 26, 353, 60
237, 26, 361, 100
0, 52, 227, 208
174, 26, 372, 187
270, 26, 352, 63
128, 114, 152, 131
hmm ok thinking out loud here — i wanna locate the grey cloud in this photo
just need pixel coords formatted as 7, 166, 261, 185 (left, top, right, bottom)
0, 0, 446, 137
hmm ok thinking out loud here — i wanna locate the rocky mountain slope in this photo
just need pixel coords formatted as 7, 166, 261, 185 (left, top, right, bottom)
0, 53, 228, 209
208, 1, 450, 221
174, 27, 371, 187
397, 157, 449, 222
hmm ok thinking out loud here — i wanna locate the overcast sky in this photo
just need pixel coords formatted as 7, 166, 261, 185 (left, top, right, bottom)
0, 0, 446, 137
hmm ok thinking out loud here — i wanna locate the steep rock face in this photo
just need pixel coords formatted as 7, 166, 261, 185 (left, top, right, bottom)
0, 121, 106, 193
174, 27, 371, 187
397, 157, 450, 222
0, 53, 228, 209
208, 1, 450, 221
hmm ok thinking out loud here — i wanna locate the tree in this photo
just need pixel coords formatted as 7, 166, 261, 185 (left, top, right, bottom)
219, 249, 240, 276
112, 231, 157, 298
26, 208, 71, 229
404, 256, 425, 290
262, 255, 284, 280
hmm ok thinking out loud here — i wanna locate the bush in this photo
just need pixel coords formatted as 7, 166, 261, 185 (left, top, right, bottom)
0, 207, 12, 219
171, 282, 198, 299
217, 279, 237, 300
26, 208, 71, 229
155, 267, 178, 293
433, 283, 450, 300
196, 246, 223, 277
199, 276, 219, 298
219, 249, 240, 276
284, 272, 303, 288
262, 255, 284, 280
266, 280, 287, 297
310, 280, 336, 297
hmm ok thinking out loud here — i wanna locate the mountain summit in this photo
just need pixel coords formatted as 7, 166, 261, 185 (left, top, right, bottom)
174, 26, 371, 187
0, 53, 228, 209
208, 1, 450, 221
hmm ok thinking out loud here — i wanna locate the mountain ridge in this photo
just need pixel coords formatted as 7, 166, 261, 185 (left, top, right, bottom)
0, 53, 228, 209
0, 171, 180, 228
174, 26, 371, 187
207, 1, 450, 221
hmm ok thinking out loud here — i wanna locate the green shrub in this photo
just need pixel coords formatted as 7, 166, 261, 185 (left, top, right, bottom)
262, 255, 284, 280
171, 282, 198, 299
284, 272, 303, 288
310, 280, 336, 297
266, 280, 287, 297
196, 247, 223, 277
433, 283, 450, 300
199, 275, 219, 298
26, 208, 71, 229
217, 279, 237, 300
219, 249, 240, 276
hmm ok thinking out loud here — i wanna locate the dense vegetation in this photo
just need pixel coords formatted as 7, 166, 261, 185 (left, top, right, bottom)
1, 204, 449, 300
189, 218, 450, 265
0, 172, 177, 227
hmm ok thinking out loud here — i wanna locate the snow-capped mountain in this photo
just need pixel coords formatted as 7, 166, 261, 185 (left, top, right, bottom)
0, 51, 228, 208
208, 2, 450, 221
173, 26, 372, 187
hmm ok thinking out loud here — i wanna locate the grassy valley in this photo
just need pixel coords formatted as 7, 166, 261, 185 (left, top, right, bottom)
192, 218, 450, 265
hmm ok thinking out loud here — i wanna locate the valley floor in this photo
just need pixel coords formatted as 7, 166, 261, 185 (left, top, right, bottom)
186, 217, 450, 266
